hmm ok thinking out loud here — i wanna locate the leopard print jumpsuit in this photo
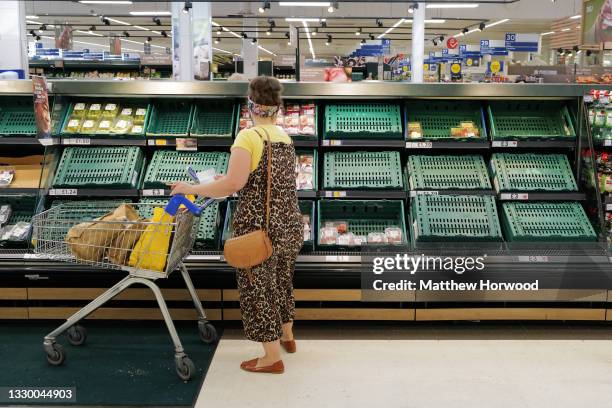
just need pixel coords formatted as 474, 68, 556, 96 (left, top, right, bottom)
232, 132, 303, 343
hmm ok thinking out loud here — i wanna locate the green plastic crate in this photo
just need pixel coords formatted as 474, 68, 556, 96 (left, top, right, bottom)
52, 146, 145, 188
323, 151, 403, 189
140, 198, 221, 249
143, 150, 229, 189
190, 101, 235, 138
317, 200, 407, 249
296, 149, 318, 191
405, 100, 485, 140
488, 101, 576, 140
490, 153, 578, 192
407, 155, 491, 190
501, 202, 596, 242
324, 103, 403, 140
60, 100, 151, 138
146, 100, 194, 137
411, 195, 502, 242
0, 97, 36, 136
222, 200, 316, 251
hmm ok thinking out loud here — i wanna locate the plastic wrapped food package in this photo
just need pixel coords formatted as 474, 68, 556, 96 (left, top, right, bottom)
119, 107, 133, 117
131, 124, 144, 134
239, 102, 316, 137
325, 220, 348, 234
81, 119, 97, 133
102, 103, 119, 118
302, 214, 311, 242
112, 118, 133, 134
87, 103, 102, 119
134, 108, 147, 124
0, 205, 11, 226
336, 232, 356, 246
367, 232, 388, 244
353, 235, 367, 246
319, 226, 338, 245
97, 119, 113, 133
295, 154, 314, 190
72, 103, 87, 117
66, 118, 82, 133
385, 227, 403, 243
0, 222, 31, 241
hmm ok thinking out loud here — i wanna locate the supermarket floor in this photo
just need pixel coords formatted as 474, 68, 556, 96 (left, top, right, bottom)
196, 323, 612, 408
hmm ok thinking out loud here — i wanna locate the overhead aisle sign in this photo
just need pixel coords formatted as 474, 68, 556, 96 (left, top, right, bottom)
505, 33, 540, 52
480, 39, 508, 56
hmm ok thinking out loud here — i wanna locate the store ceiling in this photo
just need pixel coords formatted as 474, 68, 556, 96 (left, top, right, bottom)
24, 0, 583, 58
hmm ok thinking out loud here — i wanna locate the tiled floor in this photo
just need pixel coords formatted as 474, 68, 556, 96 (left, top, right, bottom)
195, 324, 612, 408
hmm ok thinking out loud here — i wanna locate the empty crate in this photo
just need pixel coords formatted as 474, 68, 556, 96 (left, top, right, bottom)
407, 155, 491, 190
490, 153, 577, 192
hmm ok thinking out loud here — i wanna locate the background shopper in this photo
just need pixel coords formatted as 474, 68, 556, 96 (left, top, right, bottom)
171, 76, 303, 374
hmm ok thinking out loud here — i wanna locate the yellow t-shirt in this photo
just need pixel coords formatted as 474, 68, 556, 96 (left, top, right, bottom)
231, 125, 292, 172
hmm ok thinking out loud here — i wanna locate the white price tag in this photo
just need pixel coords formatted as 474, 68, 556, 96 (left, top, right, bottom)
142, 189, 166, 197
410, 190, 439, 197
500, 193, 529, 200
604, 140, 612, 147
518, 256, 550, 263
64, 138, 91, 145
492, 141, 518, 148
324, 191, 347, 198
324, 255, 351, 262
49, 188, 78, 196
406, 141, 433, 149
606, 204, 612, 212
322, 140, 342, 146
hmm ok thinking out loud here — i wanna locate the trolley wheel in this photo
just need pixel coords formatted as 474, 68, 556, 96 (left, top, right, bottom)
45, 343, 65, 366
66, 325, 87, 346
175, 356, 196, 381
198, 321, 218, 344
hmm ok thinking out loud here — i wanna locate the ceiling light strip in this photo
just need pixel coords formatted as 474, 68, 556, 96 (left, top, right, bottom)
258, 45, 277, 56
485, 18, 509, 28
75, 30, 104, 37
426, 3, 478, 8
378, 18, 404, 39
106, 18, 131, 26
303, 21, 316, 59
129, 11, 171, 16
279, 2, 330, 6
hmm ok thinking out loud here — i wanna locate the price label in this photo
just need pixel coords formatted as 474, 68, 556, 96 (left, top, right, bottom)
142, 189, 166, 197
410, 190, 439, 197
49, 188, 78, 196
64, 138, 91, 145
324, 191, 347, 198
148, 139, 168, 146
492, 141, 518, 148
176, 138, 197, 151
406, 141, 433, 149
518, 256, 550, 263
38, 138, 57, 146
606, 204, 612, 212
604, 140, 612, 147
325, 255, 352, 262
322, 140, 342, 146
500, 193, 529, 200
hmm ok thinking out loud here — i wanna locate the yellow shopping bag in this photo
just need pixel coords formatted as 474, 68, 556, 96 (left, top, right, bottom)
128, 207, 174, 272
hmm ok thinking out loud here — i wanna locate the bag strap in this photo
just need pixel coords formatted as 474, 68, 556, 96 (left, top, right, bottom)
252, 127, 272, 232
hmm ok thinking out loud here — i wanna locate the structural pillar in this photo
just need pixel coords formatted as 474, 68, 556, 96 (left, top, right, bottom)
171, 2, 212, 81
242, 17, 259, 79
0, 1, 28, 79
411, 2, 425, 83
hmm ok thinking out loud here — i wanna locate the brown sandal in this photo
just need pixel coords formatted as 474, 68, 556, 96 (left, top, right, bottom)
280, 340, 297, 353
240, 358, 284, 374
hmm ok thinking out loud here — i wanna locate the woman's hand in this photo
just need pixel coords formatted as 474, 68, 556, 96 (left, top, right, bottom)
170, 181, 194, 196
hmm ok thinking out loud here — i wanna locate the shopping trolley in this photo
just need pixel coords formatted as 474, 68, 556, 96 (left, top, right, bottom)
31, 195, 220, 381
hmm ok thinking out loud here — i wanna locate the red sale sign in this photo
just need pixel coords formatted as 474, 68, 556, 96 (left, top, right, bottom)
447, 38, 458, 49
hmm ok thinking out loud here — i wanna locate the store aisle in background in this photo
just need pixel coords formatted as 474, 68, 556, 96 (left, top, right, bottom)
196, 324, 612, 408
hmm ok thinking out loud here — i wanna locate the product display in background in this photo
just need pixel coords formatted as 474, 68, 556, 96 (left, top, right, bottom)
295, 152, 314, 190
63, 102, 149, 136
238, 102, 316, 137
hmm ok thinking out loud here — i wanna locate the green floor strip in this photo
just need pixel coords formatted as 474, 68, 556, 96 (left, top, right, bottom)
0, 321, 220, 406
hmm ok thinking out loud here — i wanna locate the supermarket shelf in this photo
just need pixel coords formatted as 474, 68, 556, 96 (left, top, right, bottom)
0, 137, 43, 145
0, 188, 40, 195
62, 137, 146, 146
146, 137, 233, 147
406, 140, 490, 150
48, 188, 140, 198
293, 139, 319, 147
321, 139, 405, 148
319, 190, 407, 199
593, 139, 612, 147
497, 191, 587, 201
142, 189, 318, 198
30, 60, 142, 70
491, 140, 576, 149
409, 189, 496, 197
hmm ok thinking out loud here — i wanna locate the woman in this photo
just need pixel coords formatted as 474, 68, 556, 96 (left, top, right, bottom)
171, 76, 303, 374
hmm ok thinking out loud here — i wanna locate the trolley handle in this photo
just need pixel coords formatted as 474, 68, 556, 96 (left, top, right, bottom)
164, 195, 218, 217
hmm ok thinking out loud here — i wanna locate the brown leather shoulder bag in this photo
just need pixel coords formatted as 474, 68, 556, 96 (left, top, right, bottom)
223, 127, 273, 270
